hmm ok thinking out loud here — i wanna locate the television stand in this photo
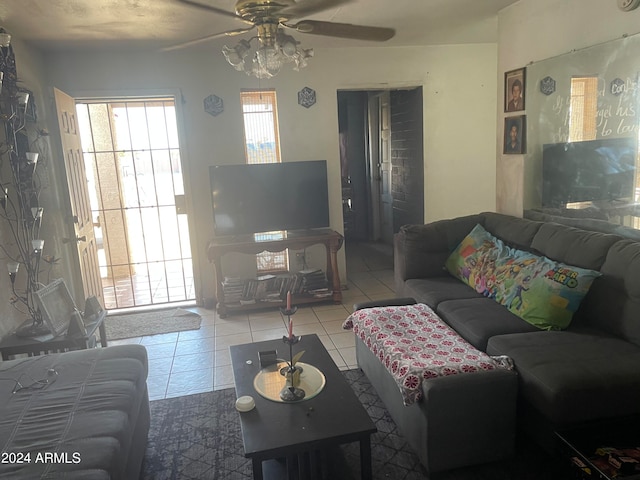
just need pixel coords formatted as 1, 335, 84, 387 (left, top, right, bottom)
207, 229, 344, 317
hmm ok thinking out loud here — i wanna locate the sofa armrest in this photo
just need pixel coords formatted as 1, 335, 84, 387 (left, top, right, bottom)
394, 214, 484, 290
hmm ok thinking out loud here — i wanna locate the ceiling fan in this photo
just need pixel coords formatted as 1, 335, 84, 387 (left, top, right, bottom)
166, 0, 395, 78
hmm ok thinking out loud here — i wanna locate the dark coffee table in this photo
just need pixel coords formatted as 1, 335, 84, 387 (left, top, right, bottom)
230, 333, 377, 480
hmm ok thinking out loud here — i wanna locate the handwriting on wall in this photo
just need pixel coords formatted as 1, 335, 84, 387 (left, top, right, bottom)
549, 75, 639, 143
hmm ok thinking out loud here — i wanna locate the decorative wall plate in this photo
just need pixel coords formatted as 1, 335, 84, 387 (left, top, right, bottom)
298, 87, 316, 108
540, 76, 556, 96
204, 94, 224, 116
610, 78, 625, 96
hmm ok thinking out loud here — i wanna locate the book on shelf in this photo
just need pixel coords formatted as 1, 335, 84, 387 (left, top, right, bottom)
309, 288, 333, 298
263, 292, 283, 302
301, 270, 328, 292
222, 277, 245, 304
256, 274, 276, 281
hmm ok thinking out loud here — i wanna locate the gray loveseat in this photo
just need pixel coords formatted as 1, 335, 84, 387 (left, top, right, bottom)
384, 211, 640, 452
0, 344, 150, 479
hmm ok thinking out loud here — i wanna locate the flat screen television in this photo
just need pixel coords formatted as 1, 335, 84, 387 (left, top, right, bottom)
210, 160, 330, 236
542, 137, 637, 207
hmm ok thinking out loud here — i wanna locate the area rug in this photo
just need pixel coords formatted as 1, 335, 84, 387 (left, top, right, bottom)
140, 369, 568, 480
105, 308, 201, 340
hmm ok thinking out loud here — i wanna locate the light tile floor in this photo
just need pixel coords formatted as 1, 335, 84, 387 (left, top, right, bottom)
109, 241, 395, 401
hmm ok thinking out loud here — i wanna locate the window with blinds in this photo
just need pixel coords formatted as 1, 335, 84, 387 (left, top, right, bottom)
565, 76, 600, 209
569, 76, 598, 142
240, 90, 288, 273
241, 90, 282, 164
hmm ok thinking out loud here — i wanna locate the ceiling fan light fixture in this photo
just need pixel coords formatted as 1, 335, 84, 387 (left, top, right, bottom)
278, 33, 299, 57
293, 48, 313, 71
175, 0, 395, 78
255, 45, 283, 77
0, 28, 11, 48
222, 40, 251, 68
222, 28, 312, 78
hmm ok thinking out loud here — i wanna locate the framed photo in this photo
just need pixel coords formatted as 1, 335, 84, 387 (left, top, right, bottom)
504, 68, 525, 112
504, 115, 526, 154
34, 278, 77, 337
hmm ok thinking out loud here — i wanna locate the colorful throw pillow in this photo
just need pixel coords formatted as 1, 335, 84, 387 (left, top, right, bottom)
445, 224, 601, 330
444, 223, 507, 296
493, 248, 601, 330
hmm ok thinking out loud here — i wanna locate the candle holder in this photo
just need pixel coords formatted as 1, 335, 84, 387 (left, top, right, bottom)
279, 305, 305, 402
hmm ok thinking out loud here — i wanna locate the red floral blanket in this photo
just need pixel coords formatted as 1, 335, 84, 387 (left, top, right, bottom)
343, 303, 510, 405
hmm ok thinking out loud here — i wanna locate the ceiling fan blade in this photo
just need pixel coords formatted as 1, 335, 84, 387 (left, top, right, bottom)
162, 26, 255, 51
280, 0, 353, 18
288, 20, 395, 41
176, 0, 252, 24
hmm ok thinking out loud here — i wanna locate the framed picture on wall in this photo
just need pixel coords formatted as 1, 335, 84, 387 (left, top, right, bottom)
504, 67, 526, 112
504, 115, 526, 154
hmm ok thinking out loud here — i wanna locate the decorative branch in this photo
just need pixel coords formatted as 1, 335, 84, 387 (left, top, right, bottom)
0, 36, 54, 331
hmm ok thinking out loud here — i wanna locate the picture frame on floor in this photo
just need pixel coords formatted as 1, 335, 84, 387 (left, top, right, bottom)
504, 115, 526, 154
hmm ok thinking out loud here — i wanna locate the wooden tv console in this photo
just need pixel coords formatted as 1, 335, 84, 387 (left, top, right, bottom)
207, 229, 344, 317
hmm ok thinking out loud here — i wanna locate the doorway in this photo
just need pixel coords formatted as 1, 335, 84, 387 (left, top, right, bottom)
75, 98, 195, 310
337, 88, 424, 249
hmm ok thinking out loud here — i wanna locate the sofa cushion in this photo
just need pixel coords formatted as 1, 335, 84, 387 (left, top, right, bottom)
481, 212, 542, 251
0, 345, 149, 479
487, 329, 640, 424
436, 298, 539, 350
445, 224, 602, 331
579, 239, 640, 346
395, 214, 485, 283
404, 276, 483, 309
530, 222, 621, 270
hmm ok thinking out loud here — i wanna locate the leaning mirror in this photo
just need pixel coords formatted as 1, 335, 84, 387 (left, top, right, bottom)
524, 33, 640, 238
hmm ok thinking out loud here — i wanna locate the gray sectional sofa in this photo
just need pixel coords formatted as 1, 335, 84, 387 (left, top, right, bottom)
386, 211, 640, 450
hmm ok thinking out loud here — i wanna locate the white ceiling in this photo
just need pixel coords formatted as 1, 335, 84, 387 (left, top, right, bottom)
0, 0, 518, 53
